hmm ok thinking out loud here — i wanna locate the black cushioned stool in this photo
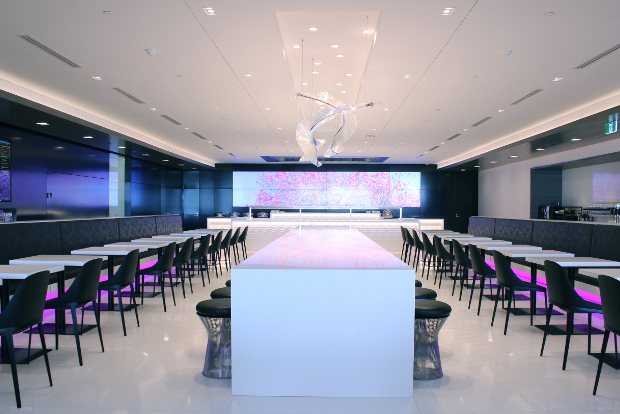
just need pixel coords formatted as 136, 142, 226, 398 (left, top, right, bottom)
225, 280, 231, 287
210, 287, 231, 299
415, 287, 437, 300
414, 299, 452, 380
196, 299, 231, 379
415, 280, 422, 288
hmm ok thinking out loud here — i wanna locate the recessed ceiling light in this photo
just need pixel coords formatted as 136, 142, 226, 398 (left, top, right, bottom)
277, 127, 282, 130
545, 11, 555, 16
265, 107, 271, 110
461, 169, 466, 171
312, 71, 319, 74
162, 159, 169, 162
83, 136, 93, 139
404, 75, 411, 79
314, 62, 321, 65
442, 7, 455, 15
384, 108, 389, 111
293, 45, 301, 49
463, 129, 468, 131
36, 122, 48, 125
490, 161, 497, 163
536, 148, 545, 151
509, 155, 518, 158
143, 153, 150, 156
92, 76, 102, 80
440, 142, 444, 145
55, 146, 63, 149
302, 82, 308, 85
345, 73, 353, 76
475, 165, 481, 168
336, 54, 344, 58
179, 164, 184, 166
208, 141, 212, 143
498, 109, 505, 112
364, 141, 368, 143
244, 73, 251, 77
150, 108, 157, 111
571, 138, 581, 141
399, 142, 403, 144
203, 7, 216, 15
331, 45, 339, 48
185, 127, 189, 130
236, 127, 240, 130
362, 29, 372, 34
309, 27, 318, 31
341, 91, 346, 94
118, 146, 125, 149
103, 11, 112, 15
336, 83, 342, 86
553, 77, 563, 81
372, 128, 376, 131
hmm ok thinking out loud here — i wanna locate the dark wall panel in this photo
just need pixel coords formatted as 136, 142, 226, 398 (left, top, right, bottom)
131, 183, 162, 216
162, 189, 182, 214
183, 189, 199, 215
199, 189, 215, 215
530, 169, 562, 219
46, 173, 108, 220
199, 171, 216, 188
214, 189, 233, 213
0, 166, 47, 220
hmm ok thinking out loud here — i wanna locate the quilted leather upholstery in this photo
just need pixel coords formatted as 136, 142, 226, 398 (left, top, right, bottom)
468, 217, 496, 238
118, 217, 157, 241
531, 221, 593, 257
590, 225, 620, 262
156, 215, 183, 235
60, 219, 120, 254
0, 222, 62, 264
494, 219, 533, 245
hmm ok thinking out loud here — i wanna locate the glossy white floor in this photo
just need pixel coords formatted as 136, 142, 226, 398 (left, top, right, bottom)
1, 234, 620, 413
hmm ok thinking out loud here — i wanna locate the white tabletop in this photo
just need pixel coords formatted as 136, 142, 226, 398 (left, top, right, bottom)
480, 245, 542, 252
580, 268, 620, 279
132, 238, 179, 244
184, 229, 223, 234
71, 246, 147, 255
150, 236, 194, 241
465, 240, 512, 246
497, 250, 573, 258
9, 255, 106, 267
0, 264, 64, 279
105, 242, 169, 249
526, 257, 620, 268
445, 237, 493, 243
168, 233, 202, 239
440, 234, 477, 240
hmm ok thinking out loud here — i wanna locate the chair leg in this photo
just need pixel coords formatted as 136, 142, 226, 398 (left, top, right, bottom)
452, 266, 459, 296
92, 300, 104, 353
70, 306, 83, 366
141, 275, 145, 305
477, 278, 486, 316
562, 312, 574, 370
588, 313, 592, 355
468, 276, 478, 309
188, 266, 194, 294
27, 329, 32, 364
459, 268, 468, 301
130, 285, 140, 327
168, 271, 176, 306
6, 334, 21, 408
593, 330, 610, 395
491, 288, 500, 326
178, 266, 186, 299
541, 304, 554, 356
118, 288, 127, 336
160, 274, 167, 312
38, 324, 52, 387
504, 289, 512, 335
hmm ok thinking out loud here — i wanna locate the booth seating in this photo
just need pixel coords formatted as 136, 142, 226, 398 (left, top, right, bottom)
196, 299, 231, 379
210, 287, 231, 299
414, 299, 452, 380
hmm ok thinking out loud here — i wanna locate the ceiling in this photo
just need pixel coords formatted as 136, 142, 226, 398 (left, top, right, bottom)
1, 0, 620, 168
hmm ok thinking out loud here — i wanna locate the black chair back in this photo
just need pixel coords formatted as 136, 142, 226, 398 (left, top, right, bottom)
470, 245, 494, 276
108, 249, 140, 287
491, 250, 523, 287
421, 232, 436, 256
231, 227, 241, 244
209, 231, 223, 253
544, 260, 596, 310
598, 275, 620, 335
412, 231, 424, 252
0, 271, 50, 332
150, 243, 176, 272
192, 234, 212, 258
239, 226, 249, 243
400, 227, 407, 243
175, 238, 193, 264
61, 258, 104, 305
220, 229, 232, 249
452, 239, 470, 267
434, 236, 453, 260
405, 229, 415, 247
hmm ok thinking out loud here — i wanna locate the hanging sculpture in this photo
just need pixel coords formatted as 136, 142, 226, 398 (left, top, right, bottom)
290, 92, 380, 167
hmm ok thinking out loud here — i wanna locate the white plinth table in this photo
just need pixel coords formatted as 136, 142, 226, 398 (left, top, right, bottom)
232, 226, 416, 398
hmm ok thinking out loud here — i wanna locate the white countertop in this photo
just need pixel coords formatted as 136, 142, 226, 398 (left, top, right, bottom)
10, 255, 106, 267
0, 264, 65, 279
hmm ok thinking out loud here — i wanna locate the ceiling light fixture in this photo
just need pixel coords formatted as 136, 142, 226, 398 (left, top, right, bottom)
83, 136, 93, 139
498, 109, 505, 112
293, 44, 301, 49
36, 122, 48, 125
341, 90, 346, 93
463, 129, 468, 131
336, 54, 344, 58
150, 108, 157, 111
553, 77, 563, 81
331, 45, 339, 48
312, 71, 319, 74
509, 155, 518, 158
442, 7, 455, 15
302, 82, 308, 85
265, 107, 271, 110
362, 29, 372, 34
384, 108, 389, 111
309, 27, 318, 31
277, 127, 282, 129
92, 76, 102, 80
336, 83, 342, 86
404, 75, 411, 79
571, 138, 581, 141
184, 127, 189, 130
118, 146, 125, 149
314, 62, 321, 65
475, 165, 481, 168
491, 161, 497, 163
244, 73, 251, 77
346, 73, 353, 76
162, 159, 169, 162
203, 7, 216, 15
536, 148, 545, 151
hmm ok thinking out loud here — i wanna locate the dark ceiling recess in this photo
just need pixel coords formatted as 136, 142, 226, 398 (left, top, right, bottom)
260, 156, 389, 163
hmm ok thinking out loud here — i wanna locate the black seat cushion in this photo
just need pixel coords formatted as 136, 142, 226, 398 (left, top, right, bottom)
415, 299, 452, 319
415, 280, 422, 288
225, 280, 231, 287
415, 287, 437, 300
210, 287, 231, 299
196, 298, 231, 318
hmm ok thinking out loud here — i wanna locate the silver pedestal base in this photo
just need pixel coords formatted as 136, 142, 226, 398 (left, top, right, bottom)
200, 316, 231, 379
414, 316, 448, 380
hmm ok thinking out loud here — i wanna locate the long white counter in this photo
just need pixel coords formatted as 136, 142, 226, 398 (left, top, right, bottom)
231, 227, 416, 397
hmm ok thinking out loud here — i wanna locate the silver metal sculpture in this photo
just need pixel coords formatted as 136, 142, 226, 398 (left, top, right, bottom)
291, 92, 380, 167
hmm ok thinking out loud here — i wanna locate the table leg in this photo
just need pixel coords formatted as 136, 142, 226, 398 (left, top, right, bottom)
531, 264, 537, 316
1, 282, 9, 362
108, 255, 114, 311
56, 270, 66, 332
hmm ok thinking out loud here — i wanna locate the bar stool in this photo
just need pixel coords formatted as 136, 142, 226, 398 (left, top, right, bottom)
411, 231, 425, 271
415, 280, 422, 288
414, 299, 452, 380
400, 227, 409, 261
416, 287, 437, 300
225, 279, 231, 287
210, 287, 231, 299
230, 227, 242, 265
196, 298, 231, 378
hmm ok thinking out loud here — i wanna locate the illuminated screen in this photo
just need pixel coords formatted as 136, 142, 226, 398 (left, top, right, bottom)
0, 139, 10, 202
233, 171, 421, 207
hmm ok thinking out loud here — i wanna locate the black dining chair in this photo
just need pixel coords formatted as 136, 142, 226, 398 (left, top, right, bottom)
469, 245, 497, 315
44, 258, 105, 366
190, 234, 212, 286
97, 249, 140, 336
239, 226, 249, 260
0, 271, 52, 408
400, 227, 409, 261
593, 275, 620, 395
540, 260, 602, 370
219, 229, 233, 270
491, 250, 547, 335
173, 237, 194, 298
403, 229, 416, 266
229, 227, 242, 265
452, 239, 473, 300
411, 231, 425, 271
137, 242, 176, 312
421, 232, 437, 280
433, 235, 455, 288
208, 231, 223, 277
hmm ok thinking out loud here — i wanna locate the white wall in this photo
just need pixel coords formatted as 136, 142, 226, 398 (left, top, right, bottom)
479, 139, 620, 219
563, 161, 620, 207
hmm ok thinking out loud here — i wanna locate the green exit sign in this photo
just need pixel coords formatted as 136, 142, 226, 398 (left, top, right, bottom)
606, 113, 618, 134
